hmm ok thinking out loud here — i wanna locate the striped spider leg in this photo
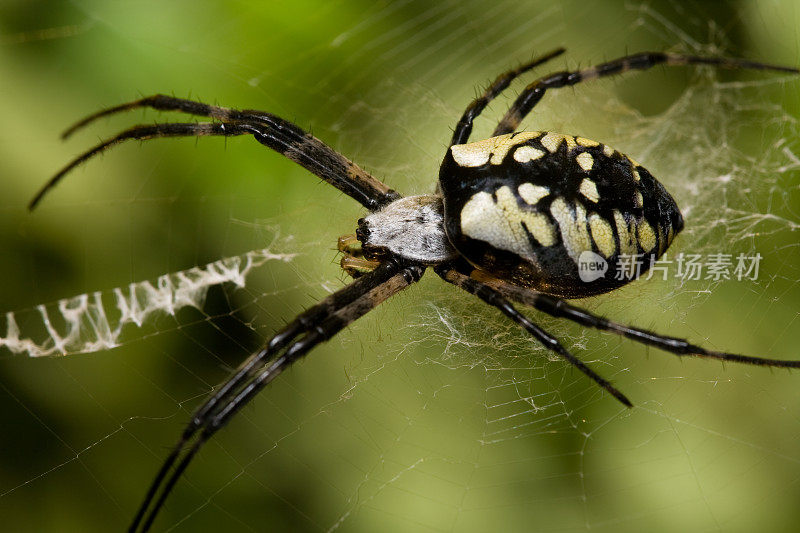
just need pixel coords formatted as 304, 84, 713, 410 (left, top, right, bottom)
29, 94, 401, 211
436, 264, 800, 408
491, 52, 799, 136
435, 263, 632, 406
131, 259, 424, 532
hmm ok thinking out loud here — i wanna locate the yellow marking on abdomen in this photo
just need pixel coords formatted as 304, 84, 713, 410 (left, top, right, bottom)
451, 132, 541, 167
589, 214, 616, 257
579, 178, 599, 203
614, 210, 637, 256
540, 132, 577, 153
550, 198, 591, 264
514, 145, 545, 163
518, 183, 550, 204
614, 210, 638, 277
637, 219, 657, 253
460, 186, 556, 259
576, 152, 594, 172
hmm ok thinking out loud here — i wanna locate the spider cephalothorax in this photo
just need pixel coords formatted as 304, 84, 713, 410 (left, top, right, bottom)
356, 195, 457, 265
29, 47, 799, 531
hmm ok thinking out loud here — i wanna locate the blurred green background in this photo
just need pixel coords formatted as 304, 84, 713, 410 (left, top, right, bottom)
1, 1, 800, 531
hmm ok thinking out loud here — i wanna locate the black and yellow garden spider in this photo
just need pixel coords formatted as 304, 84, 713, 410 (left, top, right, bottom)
30, 48, 800, 532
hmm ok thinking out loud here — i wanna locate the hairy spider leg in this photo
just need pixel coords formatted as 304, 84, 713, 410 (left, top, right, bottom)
493, 51, 800, 135
131, 260, 425, 532
435, 265, 632, 407
450, 47, 565, 146
128, 259, 406, 531
31, 94, 400, 211
30, 122, 247, 210
469, 269, 800, 369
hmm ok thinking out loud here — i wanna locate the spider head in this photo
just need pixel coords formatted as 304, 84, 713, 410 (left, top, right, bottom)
354, 195, 458, 266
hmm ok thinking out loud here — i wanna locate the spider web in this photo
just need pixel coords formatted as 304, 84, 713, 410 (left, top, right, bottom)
1, 1, 799, 531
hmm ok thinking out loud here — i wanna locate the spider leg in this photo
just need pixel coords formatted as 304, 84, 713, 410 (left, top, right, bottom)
469, 269, 800, 369
33, 95, 400, 211
60, 95, 236, 139
450, 47, 565, 146
30, 122, 250, 210
130, 259, 405, 531
434, 264, 632, 408
492, 51, 800, 136
130, 259, 425, 533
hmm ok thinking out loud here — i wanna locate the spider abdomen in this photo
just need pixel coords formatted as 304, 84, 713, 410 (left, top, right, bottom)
438, 132, 684, 298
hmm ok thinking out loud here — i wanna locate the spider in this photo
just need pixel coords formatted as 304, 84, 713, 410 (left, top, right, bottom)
29, 48, 800, 532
